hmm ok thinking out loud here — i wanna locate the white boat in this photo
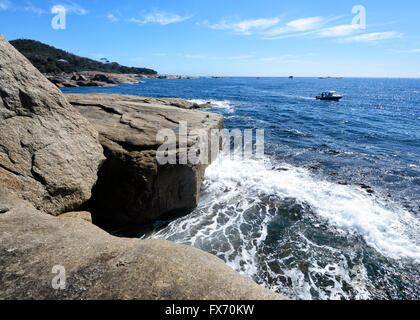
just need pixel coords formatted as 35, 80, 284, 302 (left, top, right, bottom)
316, 91, 343, 101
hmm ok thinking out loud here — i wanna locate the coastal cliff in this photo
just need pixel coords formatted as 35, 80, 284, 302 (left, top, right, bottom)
0, 33, 287, 300
65, 93, 224, 226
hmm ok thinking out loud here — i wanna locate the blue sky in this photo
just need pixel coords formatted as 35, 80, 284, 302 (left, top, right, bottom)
0, 0, 419, 77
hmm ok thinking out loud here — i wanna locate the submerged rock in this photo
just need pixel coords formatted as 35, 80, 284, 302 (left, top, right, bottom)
65, 93, 223, 226
0, 189, 287, 300
0, 33, 105, 215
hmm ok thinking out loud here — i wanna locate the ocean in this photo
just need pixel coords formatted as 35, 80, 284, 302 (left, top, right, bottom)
62, 77, 420, 300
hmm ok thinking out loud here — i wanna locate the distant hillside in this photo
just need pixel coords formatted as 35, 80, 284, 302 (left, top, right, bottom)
10, 39, 157, 75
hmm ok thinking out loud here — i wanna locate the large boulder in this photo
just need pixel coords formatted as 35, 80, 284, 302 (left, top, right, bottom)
65, 93, 223, 226
106, 74, 141, 84
46, 74, 114, 88
0, 34, 105, 215
71, 74, 88, 82
0, 189, 287, 300
90, 73, 141, 85
92, 73, 109, 83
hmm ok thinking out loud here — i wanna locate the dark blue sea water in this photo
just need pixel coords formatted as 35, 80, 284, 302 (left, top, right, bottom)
62, 77, 420, 300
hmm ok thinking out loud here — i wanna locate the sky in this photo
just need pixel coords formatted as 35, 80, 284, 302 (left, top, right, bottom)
0, 0, 419, 77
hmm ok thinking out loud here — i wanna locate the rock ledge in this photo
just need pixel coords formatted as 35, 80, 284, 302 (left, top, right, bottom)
0, 190, 287, 300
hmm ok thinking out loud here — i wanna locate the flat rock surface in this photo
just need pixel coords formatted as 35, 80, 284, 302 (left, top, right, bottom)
0, 189, 287, 300
66, 92, 203, 110
0, 33, 105, 215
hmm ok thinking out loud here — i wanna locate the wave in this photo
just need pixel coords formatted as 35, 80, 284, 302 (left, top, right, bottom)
188, 99, 238, 113
150, 155, 420, 299
162, 155, 420, 262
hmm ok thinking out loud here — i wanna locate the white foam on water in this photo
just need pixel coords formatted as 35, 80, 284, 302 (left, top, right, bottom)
283, 233, 373, 300
188, 99, 237, 113
151, 155, 420, 298
203, 156, 420, 263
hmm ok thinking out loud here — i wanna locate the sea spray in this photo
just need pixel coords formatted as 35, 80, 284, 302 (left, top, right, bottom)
188, 99, 238, 113
150, 155, 420, 299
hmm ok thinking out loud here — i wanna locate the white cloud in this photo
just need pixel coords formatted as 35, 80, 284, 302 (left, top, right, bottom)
261, 16, 402, 44
49, 2, 87, 15
343, 31, 403, 42
391, 48, 420, 54
264, 17, 324, 37
205, 13, 402, 46
286, 17, 324, 32
1, 1, 48, 15
208, 17, 281, 35
0, 0, 10, 10
316, 24, 361, 38
24, 2, 47, 15
0, 0, 87, 15
107, 13, 118, 22
129, 11, 192, 26
227, 55, 254, 60
59, 1, 87, 15
208, 16, 339, 39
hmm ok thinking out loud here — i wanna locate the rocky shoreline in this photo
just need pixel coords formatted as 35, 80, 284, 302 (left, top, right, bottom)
138, 74, 223, 80
0, 33, 287, 300
46, 72, 223, 88
46, 72, 143, 88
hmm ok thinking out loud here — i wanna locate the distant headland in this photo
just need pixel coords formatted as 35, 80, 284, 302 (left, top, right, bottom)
10, 39, 157, 75
10, 39, 222, 88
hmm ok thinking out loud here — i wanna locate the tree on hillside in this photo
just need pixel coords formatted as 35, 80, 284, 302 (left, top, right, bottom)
10, 39, 158, 75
